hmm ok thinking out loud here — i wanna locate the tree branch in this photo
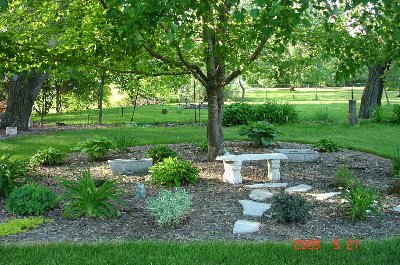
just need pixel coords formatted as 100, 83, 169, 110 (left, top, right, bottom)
144, 46, 182, 67
176, 49, 209, 87
220, 40, 267, 87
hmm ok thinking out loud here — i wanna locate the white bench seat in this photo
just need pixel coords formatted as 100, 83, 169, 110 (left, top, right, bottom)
216, 153, 288, 184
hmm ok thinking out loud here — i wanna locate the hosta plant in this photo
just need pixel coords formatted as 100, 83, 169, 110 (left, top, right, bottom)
149, 157, 199, 188
61, 171, 124, 218
6, 183, 58, 216
145, 145, 177, 164
146, 188, 192, 227
239, 120, 281, 146
73, 136, 114, 161
30, 147, 65, 166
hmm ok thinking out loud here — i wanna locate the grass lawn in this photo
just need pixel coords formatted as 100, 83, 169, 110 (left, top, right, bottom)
1, 238, 399, 265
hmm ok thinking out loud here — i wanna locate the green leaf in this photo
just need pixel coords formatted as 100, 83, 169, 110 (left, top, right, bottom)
183, 39, 192, 51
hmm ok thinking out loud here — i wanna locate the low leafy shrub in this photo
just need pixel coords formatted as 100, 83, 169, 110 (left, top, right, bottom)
314, 138, 340, 152
146, 145, 177, 164
198, 140, 208, 152
239, 120, 281, 146
6, 183, 58, 215
392, 149, 400, 177
61, 171, 124, 218
0, 153, 27, 198
388, 179, 400, 196
223, 102, 298, 126
271, 191, 312, 223
334, 165, 356, 189
391, 105, 400, 124
149, 157, 199, 188
146, 188, 192, 227
341, 182, 382, 223
112, 135, 136, 153
0, 217, 53, 236
30, 147, 65, 166
253, 102, 298, 125
223, 103, 254, 126
73, 136, 114, 161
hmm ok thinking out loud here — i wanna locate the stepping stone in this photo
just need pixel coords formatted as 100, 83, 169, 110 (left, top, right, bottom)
393, 205, 400, 212
285, 184, 312, 193
244, 183, 288, 189
239, 200, 271, 217
249, 189, 273, 201
233, 220, 261, 234
311, 192, 341, 201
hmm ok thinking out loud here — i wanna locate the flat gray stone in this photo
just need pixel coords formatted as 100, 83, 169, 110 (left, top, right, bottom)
108, 158, 153, 175
233, 220, 261, 234
393, 205, 400, 212
311, 192, 341, 201
244, 183, 288, 189
249, 189, 273, 201
285, 184, 312, 193
274, 149, 319, 162
239, 200, 271, 217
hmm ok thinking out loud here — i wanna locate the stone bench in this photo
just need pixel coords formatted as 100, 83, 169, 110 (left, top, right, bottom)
216, 153, 288, 184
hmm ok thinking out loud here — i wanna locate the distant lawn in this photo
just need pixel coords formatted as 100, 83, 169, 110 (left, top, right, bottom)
1, 238, 399, 265
1, 122, 399, 160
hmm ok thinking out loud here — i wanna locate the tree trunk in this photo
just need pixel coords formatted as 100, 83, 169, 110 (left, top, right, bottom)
206, 87, 224, 160
55, 85, 62, 113
359, 63, 390, 119
0, 72, 46, 130
98, 70, 106, 125
238, 75, 245, 103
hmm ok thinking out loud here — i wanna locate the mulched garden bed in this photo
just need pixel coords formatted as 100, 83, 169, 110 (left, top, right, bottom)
0, 141, 399, 243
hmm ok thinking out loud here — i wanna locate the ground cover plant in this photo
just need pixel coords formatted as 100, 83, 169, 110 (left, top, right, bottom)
30, 147, 65, 166
270, 192, 312, 224
61, 171, 124, 218
149, 157, 199, 187
0, 153, 27, 198
6, 183, 58, 216
0, 217, 52, 237
146, 188, 192, 227
313, 138, 341, 152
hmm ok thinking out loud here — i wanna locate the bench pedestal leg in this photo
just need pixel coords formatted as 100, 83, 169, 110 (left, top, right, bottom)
223, 161, 243, 184
267, 160, 281, 181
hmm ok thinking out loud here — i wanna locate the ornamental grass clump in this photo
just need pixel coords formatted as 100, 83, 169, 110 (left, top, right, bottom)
334, 165, 356, 189
0, 153, 27, 198
61, 171, 124, 218
149, 157, 199, 188
146, 188, 192, 227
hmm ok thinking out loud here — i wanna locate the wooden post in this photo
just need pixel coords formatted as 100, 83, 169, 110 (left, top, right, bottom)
349, 99, 357, 125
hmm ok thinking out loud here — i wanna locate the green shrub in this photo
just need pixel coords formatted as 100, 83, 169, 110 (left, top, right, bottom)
6, 183, 58, 215
391, 105, 400, 124
371, 106, 387, 123
146, 188, 192, 227
223, 102, 298, 126
388, 179, 400, 196
392, 149, 400, 177
146, 145, 177, 164
334, 165, 356, 189
341, 182, 383, 223
314, 138, 340, 152
112, 135, 136, 153
0, 153, 27, 198
150, 157, 199, 188
253, 102, 298, 125
239, 120, 281, 146
61, 171, 124, 218
271, 191, 312, 224
223, 103, 254, 126
0, 217, 53, 237
30, 147, 65, 166
198, 140, 208, 152
73, 136, 114, 161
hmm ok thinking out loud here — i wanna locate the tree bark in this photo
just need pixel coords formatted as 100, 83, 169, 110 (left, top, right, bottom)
55, 85, 62, 113
238, 75, 245, 103
98, 70, 106, 125
359, 63, 390, 119
0, 72, 46, 130
206, 87, 224, 160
